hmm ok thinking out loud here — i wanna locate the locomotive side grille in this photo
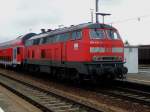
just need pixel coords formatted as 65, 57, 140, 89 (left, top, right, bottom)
93, 56, 122, 61
90, 47, 105, 53
90, 47, 123, 53
102, 56, 116, 60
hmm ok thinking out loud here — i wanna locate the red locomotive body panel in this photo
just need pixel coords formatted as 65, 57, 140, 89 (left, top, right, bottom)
26, 29, 89, 63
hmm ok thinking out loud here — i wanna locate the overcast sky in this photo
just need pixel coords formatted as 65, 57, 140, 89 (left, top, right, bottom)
0, 0, 150, 45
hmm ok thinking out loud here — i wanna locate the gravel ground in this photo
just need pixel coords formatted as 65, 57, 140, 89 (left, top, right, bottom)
0, 68, 150, 112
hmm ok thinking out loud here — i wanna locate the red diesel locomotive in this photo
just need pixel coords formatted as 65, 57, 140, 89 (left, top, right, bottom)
0, 23, 127, 81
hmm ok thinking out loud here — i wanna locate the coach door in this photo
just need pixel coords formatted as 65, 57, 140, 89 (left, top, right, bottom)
13, 47, 17, 64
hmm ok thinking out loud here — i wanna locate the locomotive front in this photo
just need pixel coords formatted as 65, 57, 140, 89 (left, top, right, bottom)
86, 24, 127, 80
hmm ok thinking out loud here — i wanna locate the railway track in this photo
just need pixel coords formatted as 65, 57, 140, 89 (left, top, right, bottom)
94, 80, 150, 107
0, 73, 102, 112
0, 68, 150, 112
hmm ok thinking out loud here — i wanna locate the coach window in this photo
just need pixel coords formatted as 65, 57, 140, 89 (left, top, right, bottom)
71, 31, 82, 40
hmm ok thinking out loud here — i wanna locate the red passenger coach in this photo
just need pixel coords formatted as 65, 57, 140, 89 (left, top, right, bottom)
25, 23, 127, 81
0, 33, 36, 67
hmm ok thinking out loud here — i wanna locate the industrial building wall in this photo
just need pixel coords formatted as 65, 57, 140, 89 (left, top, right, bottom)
124, 47, 138, 73
138, 46, 150, 65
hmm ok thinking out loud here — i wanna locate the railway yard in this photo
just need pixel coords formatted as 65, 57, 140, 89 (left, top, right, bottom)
0, 67, 149, 112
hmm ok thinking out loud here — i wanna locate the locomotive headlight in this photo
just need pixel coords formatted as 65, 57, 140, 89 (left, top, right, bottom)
90, 47, 105, 53
112, 47, 123, 53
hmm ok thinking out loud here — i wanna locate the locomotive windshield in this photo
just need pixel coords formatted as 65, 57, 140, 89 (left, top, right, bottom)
90, 28, 120, 40
90, 29, 105, 39
106, 29, 120, 40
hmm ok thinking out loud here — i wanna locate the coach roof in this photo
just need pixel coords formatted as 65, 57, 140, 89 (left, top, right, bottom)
29, 23, 115, 40
0, 33, 36, 48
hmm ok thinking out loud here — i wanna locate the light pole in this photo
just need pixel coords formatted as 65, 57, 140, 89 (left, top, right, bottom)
96, 0, 99, 23
90, 9, 94, 23
95, 0, 111, 24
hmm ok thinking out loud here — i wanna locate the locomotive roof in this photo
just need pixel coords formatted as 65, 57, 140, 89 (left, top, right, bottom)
29, 23, 115, 40
0, 33, 36, 48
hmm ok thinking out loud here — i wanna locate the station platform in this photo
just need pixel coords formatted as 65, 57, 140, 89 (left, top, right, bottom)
0, 85, 41, 112
127, 68, 150, 85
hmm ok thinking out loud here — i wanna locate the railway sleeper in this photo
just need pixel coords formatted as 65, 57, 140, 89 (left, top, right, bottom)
50, 106, 77, 112
44, 102, 67, 106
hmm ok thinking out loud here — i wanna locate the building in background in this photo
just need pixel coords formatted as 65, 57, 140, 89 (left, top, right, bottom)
138, 45, 150, 65
124, 46, 138, 73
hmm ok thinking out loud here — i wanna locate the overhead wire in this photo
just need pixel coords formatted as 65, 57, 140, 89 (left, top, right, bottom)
110, 14, 150, 25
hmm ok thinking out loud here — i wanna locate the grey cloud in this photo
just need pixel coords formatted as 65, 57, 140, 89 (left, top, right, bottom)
102, 0, 124, 5
14, 13, 61, 27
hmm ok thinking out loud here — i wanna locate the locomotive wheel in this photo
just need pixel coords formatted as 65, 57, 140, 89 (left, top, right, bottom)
91, 74, 99, 84
107, 74, 115, 80
69, 70, 82, 84
51, 67, 56, 77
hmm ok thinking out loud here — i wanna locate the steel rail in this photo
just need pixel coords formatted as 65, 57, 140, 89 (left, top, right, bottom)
0, 73, 103, 112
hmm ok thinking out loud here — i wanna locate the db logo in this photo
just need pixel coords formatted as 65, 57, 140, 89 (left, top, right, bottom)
74, 43, 79, 50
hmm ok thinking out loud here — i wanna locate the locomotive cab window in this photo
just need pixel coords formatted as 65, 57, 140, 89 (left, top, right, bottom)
90, 29, 105, 39
71, 31, 82, 40
106, 30, 120, 40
